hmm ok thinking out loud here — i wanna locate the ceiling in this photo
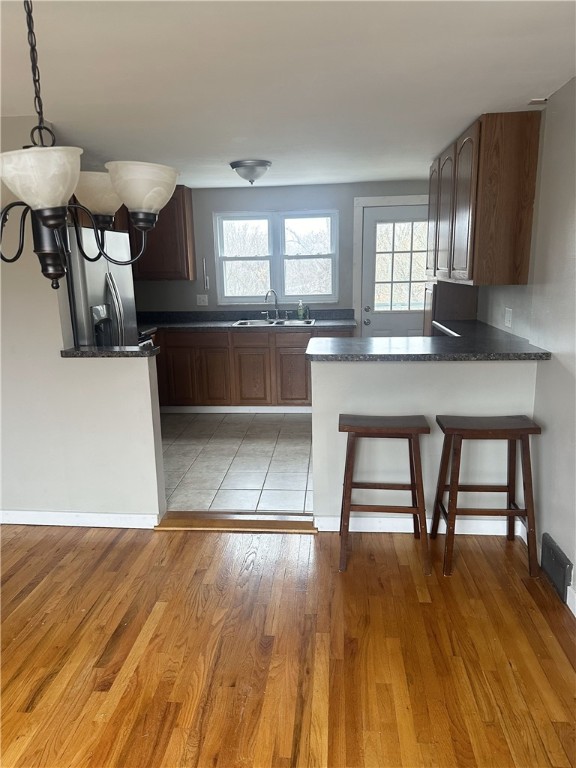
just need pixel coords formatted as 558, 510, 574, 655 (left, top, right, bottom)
1, 1, 575, 188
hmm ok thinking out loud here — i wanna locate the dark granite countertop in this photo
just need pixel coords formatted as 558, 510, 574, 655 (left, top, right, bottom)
61, 344, 160, 358
306, 322, 551, 362
136, 310, 356, 333
143, 319, 356, 331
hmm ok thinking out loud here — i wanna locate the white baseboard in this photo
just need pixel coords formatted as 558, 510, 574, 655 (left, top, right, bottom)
314, 515, 529, 538
567, 585, 576, 618
160, 405, 312, 414
0, 510, 158, 528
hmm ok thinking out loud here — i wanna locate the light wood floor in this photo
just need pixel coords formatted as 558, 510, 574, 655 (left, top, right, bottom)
2, 525, 575, 768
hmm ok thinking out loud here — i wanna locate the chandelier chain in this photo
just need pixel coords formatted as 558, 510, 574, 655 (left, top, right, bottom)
24, 0, 55, 147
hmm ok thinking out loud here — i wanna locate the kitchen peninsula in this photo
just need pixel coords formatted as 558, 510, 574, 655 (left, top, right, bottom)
306, 322, 551, 534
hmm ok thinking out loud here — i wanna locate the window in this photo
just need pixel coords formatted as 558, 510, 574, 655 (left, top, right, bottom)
373, 220, 427, 310
215, 211, 338, 303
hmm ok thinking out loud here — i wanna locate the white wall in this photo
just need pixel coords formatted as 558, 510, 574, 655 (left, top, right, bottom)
135, 180, 427, 312
311, 360, 538, 534
1, 117, 165, 527
478, 79, 576, 584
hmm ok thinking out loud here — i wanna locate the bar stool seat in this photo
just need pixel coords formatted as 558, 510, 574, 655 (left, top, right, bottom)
431, 414, 541, 576
338, 414, 431, 574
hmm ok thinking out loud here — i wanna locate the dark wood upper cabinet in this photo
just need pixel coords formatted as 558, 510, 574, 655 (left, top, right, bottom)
426, 158, 440, 278
130, 185, 196, 281
427, 111, 541, 285
451, 120, 480, 281
435, 144, 456, 281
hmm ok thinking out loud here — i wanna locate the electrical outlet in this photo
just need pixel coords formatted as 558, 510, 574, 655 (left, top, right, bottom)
196, 294, 208, 306
505, 307, 512, 327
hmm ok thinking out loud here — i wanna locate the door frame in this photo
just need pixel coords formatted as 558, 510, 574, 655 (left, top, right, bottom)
352, 195, 428, 332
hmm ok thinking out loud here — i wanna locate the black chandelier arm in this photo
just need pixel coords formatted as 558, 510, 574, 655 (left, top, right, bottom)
0, 202, 31, 263
67, 203, 149, 266
69, 204, 104, 262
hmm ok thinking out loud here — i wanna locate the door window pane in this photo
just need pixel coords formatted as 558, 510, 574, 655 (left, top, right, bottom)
394, 222, 413, 251
374, 283, 392, 311
375, 253, 392, 282
392, 283, 410, 310
410, 283, 425, 309
412, 221, 428, 250
376, 223, 393, 252
393, 253, 411, 281
411, 252, 426, 280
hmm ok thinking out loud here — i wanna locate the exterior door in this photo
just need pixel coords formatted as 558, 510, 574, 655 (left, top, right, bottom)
361, 205, 428, 337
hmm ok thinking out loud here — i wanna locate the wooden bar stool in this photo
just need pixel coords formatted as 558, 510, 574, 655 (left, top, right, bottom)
338, 414, 431, 574
431, 415, 541, 576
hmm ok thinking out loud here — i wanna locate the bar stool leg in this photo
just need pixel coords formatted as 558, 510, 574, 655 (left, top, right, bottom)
408, 437, 420, 538
411, 434, 432, 575
431, 434, 453, 538
520, 434, 540, 577
339, 432, 357, 572
507, 439, 517, 540
443, 434, 463, 576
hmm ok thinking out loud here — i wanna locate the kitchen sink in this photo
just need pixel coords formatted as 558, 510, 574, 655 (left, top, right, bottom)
233, 318, 315, 327
276, 319, 315, 326
232, 319, 274, 326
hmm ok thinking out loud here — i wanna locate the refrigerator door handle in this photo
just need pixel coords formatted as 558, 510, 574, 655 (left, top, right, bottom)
106, 272, 125, 346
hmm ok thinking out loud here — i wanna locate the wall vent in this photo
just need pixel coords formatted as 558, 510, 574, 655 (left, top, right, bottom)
541, 533, 573, 603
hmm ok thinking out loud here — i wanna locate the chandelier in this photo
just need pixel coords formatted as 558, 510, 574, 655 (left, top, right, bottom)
0, 1, 179, 289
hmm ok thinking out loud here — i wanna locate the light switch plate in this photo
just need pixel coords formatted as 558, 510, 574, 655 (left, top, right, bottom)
197, 294, 208, 306
504, 307, 512, 327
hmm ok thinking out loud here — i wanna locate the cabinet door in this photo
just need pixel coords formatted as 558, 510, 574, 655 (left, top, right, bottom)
275, 348, 310, 405
275, 332, 313, 406
154, 331, 171, 405
165, 347, 197, 405
451, 121, 480, 281
426, 158, 440, 277
197, 347, 231, 405
132, 186, 196, 281
233, 347, 273, 404
435, 144, 456, 280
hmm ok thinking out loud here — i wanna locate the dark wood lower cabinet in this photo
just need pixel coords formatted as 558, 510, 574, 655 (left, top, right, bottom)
165, 347, 197, 404
196, 347, 231, 405
156, 328, 353, 407
275, 332, 312, 405
232, 348, 273, 404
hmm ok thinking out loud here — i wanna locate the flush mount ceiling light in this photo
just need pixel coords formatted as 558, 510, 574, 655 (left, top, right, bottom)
0, 1, 179, 289
230, 160, 272, 185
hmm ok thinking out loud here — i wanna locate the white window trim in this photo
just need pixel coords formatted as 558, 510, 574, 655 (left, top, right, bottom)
352, 195, 428, 323
214, 210, 339, 305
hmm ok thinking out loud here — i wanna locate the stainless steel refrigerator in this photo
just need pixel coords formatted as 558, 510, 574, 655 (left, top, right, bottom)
67, 226, 138, 347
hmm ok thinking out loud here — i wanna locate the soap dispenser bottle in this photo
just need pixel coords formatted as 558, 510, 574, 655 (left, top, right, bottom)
297, 300, 305, 320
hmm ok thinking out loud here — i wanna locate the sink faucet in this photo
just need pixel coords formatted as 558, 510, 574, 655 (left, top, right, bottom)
264, 289, 280, 320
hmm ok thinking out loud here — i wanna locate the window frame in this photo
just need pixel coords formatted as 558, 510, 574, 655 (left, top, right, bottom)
214, 210, 339, 305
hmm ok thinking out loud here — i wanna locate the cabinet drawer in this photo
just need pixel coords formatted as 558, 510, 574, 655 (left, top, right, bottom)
275, 331, 313, 348
191, 332, 229, 348
163, 331, 200, 348
231, 331, 271, 347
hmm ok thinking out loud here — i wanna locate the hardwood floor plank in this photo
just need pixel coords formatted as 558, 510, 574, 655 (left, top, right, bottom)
2, 526, 575, 768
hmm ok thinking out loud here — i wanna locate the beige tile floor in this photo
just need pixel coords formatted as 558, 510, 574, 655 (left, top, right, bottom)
161, 413, 313, 514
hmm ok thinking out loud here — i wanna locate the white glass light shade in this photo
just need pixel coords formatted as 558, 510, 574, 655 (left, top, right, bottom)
230, 160, 271, 184
105, 161, 178, 213
0, 146, 82, 210
74, 171, 122, 215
